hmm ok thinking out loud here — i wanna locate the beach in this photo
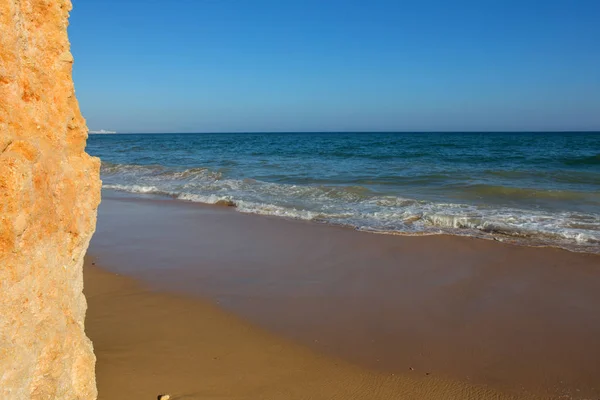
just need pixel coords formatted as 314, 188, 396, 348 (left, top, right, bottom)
85, 262, 517, 400
4, 1, 598, 398
85, 191, 600, 399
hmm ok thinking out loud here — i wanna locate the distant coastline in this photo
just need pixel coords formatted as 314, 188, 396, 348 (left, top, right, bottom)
89, 129, 117, 134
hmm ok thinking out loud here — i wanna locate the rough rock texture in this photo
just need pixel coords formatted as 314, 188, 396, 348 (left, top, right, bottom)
0, 0, 100, 398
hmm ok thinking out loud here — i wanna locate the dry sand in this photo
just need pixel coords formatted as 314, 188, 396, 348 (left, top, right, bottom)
84, 191, 600, 399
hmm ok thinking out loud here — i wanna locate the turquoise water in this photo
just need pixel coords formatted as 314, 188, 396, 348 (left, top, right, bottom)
88, 132, 600, 253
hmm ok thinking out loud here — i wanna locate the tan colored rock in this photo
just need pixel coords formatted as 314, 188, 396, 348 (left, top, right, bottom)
0, 0, 100, 399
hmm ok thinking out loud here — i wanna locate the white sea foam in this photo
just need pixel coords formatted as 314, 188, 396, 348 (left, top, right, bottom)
103, 184, 163, 194
100, 163, 600, 253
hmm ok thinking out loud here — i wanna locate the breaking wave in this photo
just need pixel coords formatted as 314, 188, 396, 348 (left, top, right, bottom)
100, 162, 600, 254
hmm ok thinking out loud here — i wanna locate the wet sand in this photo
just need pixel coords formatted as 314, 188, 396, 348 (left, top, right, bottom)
86, 191, 600, 399
85, 261, 524, 400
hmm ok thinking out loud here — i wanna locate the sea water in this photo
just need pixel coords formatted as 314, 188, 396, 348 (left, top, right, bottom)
87, 132, 600, 253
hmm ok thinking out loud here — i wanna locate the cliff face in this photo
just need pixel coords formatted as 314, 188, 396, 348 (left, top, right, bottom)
0, 0, 100, 398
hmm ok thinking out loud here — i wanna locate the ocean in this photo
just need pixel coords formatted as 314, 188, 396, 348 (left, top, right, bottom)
88, 132, 600, 254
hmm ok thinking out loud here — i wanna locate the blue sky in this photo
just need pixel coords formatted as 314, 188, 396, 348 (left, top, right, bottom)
70, 0, 600, 133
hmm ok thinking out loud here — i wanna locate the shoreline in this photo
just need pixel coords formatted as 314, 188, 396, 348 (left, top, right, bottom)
103, 188, 600, 255
87, 190, 600, 399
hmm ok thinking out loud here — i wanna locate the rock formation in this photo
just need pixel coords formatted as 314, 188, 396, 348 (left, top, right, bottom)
0, 0, 100, 398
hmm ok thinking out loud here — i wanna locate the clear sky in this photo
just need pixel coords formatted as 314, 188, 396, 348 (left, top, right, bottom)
69, 0, 600, 133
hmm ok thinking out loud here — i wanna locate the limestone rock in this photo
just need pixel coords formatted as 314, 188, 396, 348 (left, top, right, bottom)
0, 0, 100, 399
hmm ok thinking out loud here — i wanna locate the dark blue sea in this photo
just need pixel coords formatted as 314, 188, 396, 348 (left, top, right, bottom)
87, 132, 600, 253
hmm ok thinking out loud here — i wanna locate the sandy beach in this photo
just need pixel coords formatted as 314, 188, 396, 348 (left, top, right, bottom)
85, 262, 527, 400
85, 191, 600, 399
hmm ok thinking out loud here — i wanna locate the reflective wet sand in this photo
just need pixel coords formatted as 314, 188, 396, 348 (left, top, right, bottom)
87, 191, 600, 399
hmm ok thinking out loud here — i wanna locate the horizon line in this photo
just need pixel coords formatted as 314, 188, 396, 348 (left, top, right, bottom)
90, 130, 600, 135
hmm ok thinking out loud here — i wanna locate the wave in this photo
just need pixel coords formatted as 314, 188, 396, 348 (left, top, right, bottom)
100, 162, 600, 254
485, 169, 600, 186
561, 154, 600, 166
460, 184, 599, 202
